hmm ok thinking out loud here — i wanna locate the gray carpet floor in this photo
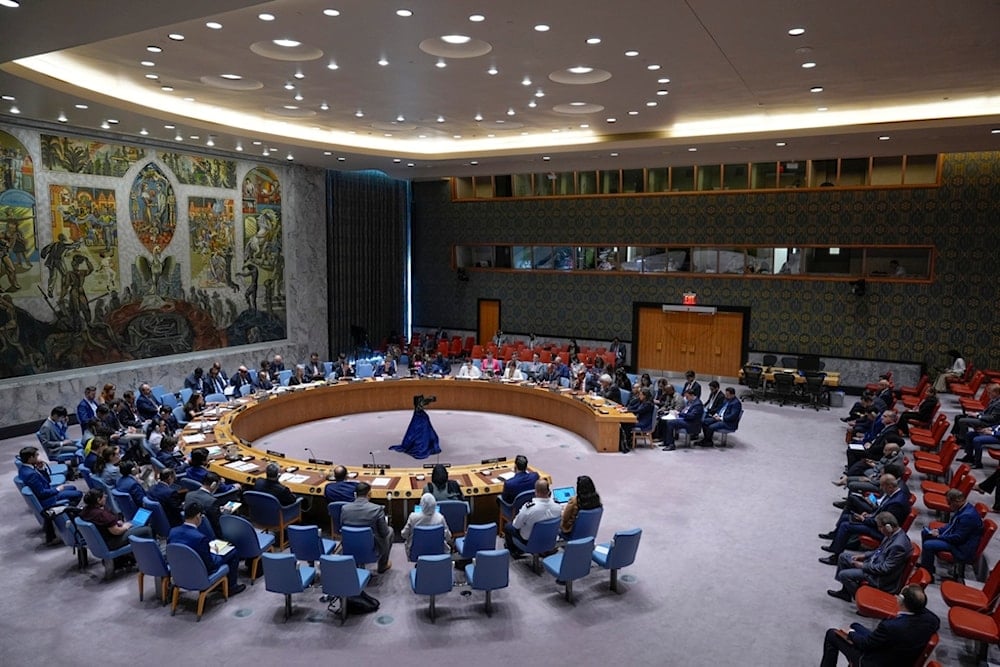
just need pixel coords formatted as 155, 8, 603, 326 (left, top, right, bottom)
1, 389, 995, 666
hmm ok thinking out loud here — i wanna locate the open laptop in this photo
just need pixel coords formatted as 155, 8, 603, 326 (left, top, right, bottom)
552, 486, 576, 504
130, 507, 152, 527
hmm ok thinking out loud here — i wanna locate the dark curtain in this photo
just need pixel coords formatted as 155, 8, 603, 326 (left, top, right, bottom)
326, 170, 409, 359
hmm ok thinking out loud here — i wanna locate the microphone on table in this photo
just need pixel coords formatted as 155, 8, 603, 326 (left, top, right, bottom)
370, 450, 377, 468
305, 447, 318, 462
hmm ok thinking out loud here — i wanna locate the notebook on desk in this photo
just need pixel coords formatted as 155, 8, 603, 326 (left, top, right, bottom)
130, 507, 151, 527
552, 486, 576, 503
210, 539, 235, 556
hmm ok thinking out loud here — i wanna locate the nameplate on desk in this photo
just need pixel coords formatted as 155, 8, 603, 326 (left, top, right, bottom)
266, 449, 286, 458
480, 456, 507, 464
308, 457, 333, 466
363, 463, 392, 470
423, 462, 450, 468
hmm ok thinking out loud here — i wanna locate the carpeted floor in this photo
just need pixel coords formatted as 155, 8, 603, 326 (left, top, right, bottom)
1, 387, 994, 666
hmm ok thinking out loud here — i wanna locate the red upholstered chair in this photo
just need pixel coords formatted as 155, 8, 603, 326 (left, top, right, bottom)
960, 386, 991, 414
470, 345, 484, 360
941, 561, 1000, 613
921, 463, 971, 496
952, 370, 986, 398
935, 519, 997, 583
900, 374, 929, 399
913, 437, 959, 478
911, 417, 951, 451
902, 383, 931, 409
923, 474, 976, 514
855, 565, 932, 619
449, 337, 463, 360
866, 371, 893, 394
947, 600, 1000, 662
913, 634, 939, 667
861, 507, 918, 550
462, 336, 475, 356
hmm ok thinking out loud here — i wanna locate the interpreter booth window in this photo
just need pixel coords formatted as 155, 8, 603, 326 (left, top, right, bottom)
474, 177, 493, 198
554, 172, 576, 195
746, 248, 775, 274
839, 158, 870, 186
810, 159, 838, 187
866, 248, 930, 278
647, 167, 668, 193
750, 162, 778, 189
775, 248, 804, 274
512, 246, 533, 269
596, 247, 619, 271
803, 247, 856, 275
904, 155, 939, 184
578, 171, 598, 195
870, 156, 904, 186
723, 163, 749, 190
622, 169, 644, 193
534, 173, 553, 196
690, 247, 720, 273
778, 160, 806, 188
494, 246, 512, 269
599, 170, 620, 194
454, 176, 474, 199
671, 166, 695, 191
621, 247, 669, 273
455, 245, 495, 268
576, 247, 597, 270
494, 175, 513, 198
696, 164, 722, 191
513, 174, 532, 197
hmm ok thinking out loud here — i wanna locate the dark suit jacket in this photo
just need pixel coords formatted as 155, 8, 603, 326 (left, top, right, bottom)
601, 385, 622, 405
630, 400, 655, 431
862, 529, 911, 592
501, 470, 539, 504
935, 502, 984, 562
702, 391, 724, 416
717, 397, 742, 428
864, 487, 911, 529
148, 482, 184, 526
914, 396, 939, 421
852, 608, 940, 667
168, 522, 224, 575
253, 478, 296, 506
136, 394, 159, 421
324, 480, 358, 504
678, 398, 705, 426
184, 488, 222, 537
682, 380, 703, 400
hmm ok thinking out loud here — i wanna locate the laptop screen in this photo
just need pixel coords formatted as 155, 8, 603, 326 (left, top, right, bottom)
131, 507, 152, 527
552, 486, 576, 503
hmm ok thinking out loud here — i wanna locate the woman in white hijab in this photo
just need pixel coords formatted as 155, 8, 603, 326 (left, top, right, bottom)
401, 492, 452, 559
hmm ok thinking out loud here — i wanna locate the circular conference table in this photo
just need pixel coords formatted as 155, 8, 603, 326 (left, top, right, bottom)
179, 378, 636, 503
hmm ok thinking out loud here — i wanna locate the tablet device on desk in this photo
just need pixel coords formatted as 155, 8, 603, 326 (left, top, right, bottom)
130, 507, 152, 527
552, 486, 575, 503
210, 539, 235, 556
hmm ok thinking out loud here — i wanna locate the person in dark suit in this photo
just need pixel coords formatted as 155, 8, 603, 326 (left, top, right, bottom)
846, 411, 903, 467
184, 367, 208, 394
18, 445, 82, 543
148, 468, 185, 527
828, 511, 912, 602
622, 387, 655, 453
324, 465, 358, 503
952, 383, 1000, 443
820, 474, 910, 561
253, 463, 296, 506
135, 383, 160, 421
700, 380, 724, 422
169, 501, 245, 595
183, 472, 228, 538
681, 370, 702, 400
340, 482, 393, 573
698, 387, 743, 446
821, 584, 939, 667
500, 455, 539, 504
598, 373, 622, 404
659, 389, 704, 451
919, 489, 983, 578
896, 387, 938, 437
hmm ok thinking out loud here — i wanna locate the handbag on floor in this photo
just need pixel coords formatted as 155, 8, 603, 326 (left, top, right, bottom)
345, 591, 380, 614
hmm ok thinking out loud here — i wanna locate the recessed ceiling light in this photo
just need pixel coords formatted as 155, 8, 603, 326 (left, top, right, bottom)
606, 117, 616, 123
286, 153, 294, 161
258, 13, 275, 21
139, 128, 149, 135
801, 62, 816, 69
206, 21, 222, 30
435, 59, 446, 68
788, 27, 806, 36
810, 86, 824, 93
580, 123, 589, 128
262, 148, 270, 156
487, 66, 498, 75
658, 78, 671, 84
220, 73, 242, 80
656, 90, 669, 96
627, 110, 639, 116
487, 133, 496, 137
1, 95, 14, 101
293, 73, 305, 81
878, 135, 890, 141
383, 133, 393, 137
624, 50, 639, 57
470, 160, 478, 165
274, 38, 301, 48
140, 60, 155, 67
647, 64, 660, 71
407, 163, 415, 168
436, 115, 445, 123
688, 147, 697, 152
646, 101, 657, 107
396, 9, 412, 17
189, 135, 199, 140
568, 66, 593, 74
542, 156, 551, 161
161, 86, 174, 92
776, 141, 786, 147
337, 156, 346, 161
146, 45, 162, 53
507, 108, 515, 116
355, 110, 364, 117
586, 37, 601, 45
100, 121, 109, 129
327, 61, 339, 70
393, 158, 401, 163
469, 14, 485, 22
378, 57, 389, 66
474, 113, 483, 121
236, 142, 243, 151
521, 76, 531, 86
534, 24, 550, 32
534, 90, 545, 97
0, 1, 21, 7
610, 152, 619, 157
528, 99, 537, 108
319, 101, 329, 110
992, 128, 1000, 134
57, 113, 67, 123
817, 106, 828, 111
396, 114, 405, 122
284, 82, 295, 90
323, 9, 340, 17
294, 92, 304, 101
164, 124, 175, 129
107, 118, 119, 124
441, 35, 471, 44
74, 103, 87, 109
145, 74, 159, 79
168, 33, 185, 41
182, 97, 194, 102
283, 105, 299, 110
206, 136, 215, 147
454, 134, 462, 139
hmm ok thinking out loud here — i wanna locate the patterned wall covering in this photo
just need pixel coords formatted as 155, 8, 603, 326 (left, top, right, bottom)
411, 152, 1000, 371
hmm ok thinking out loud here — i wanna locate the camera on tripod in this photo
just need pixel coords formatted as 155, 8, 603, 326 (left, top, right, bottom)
413, 394, 437, 410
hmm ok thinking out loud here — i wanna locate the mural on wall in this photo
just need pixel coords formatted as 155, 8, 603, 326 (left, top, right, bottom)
0, 122, 291, 379
40, 134, 144, 177
232, 167, 285, 345
189, 197, 237, 289
160, 152, 236, 188
0, 130, 36, 298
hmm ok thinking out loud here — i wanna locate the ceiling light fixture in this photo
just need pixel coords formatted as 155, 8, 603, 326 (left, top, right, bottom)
534, 24, 550, 32
487, 66, 498, 75
469, 14, 485, 22
474, 113, 483, 121
647, 64, 660, 71
470, 160, 478, 165
355, 109, 364, 117
140, 60, 155, 67
992, 129, 1000, 134
521, 76, 531, 86
817, 106, 828, 111
107, 118, 119, 124
396, 9, 412, 17
283, 81, 295, 90
393, 158, 402, 163
507, 108, 515, 116
441, 35, 471, 44
606, 117, 616, 123
164, 124, 175, 129
139, 128, 149, 135
206, 136, 215, 147
646, 101, 657, 107
168, 33, 185, 41
878, 135, 890, 141
294, 92, 304, 101
378, 57, 389, 66
74, 103, 87, 109
323, 9, 340, 17
206, 21, 222, 30
220, 73, 242, 80
145, 74, 158, 80
146, 45, 162, 53
534, 89, 545, 97
293, 71, 305, 79
337, 157, 346, 161
436, 115, 445, 123
610, 152, 619, 157
810, 86, 824, 93
624, 50, 639, 57
776, 141, 786, 146
801, 62, 816, 69
568, 66, 593, 74
688, 147, 698, 152
161, 86, 174, 92
274, 39, 302, 48
0, 0, 22, 7
658, 77, 671, 84
542, 156, 551, 161
435, 59, 446, 68
586, 37, 601, 45
258, 13, 275, 21
396, 114, 405, 122
100, 121, 110, 129
788, 27, 805, 36
57, 113, 67, 123
327, 61, 339, 70
319, 102, 329, 110
528, 99, 537, 108
656, 90, 669, 96
628, 110, 638, 116
286, 153, 294, 161
235, 142, 243, 151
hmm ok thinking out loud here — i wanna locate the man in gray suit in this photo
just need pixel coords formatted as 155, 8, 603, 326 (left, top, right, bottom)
340, 481, 394, 573
828, 511, 911, 602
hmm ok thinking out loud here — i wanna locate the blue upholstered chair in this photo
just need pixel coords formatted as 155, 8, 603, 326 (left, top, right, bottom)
511, 516, 561, 574
220, 513, 276, 584
455, 522, 498, 560
437, 500, 470, 537
110, 489, 138, 520
498, 489, 533, 536
464, 549, 510, 616
619, 388, 631, 407
129, 535, 171, 604
713, 411, 743, 447
322, 361, 333, 378
74, 517, 133, 580
327, 501, 348, 538
565, 507, 603, 541
242, 490, 302, 549
51, 511, 89, 570
408, 524, 447, 562
355, 362, 374, 378
20, 486, 66, 529
149, 385, 168, 403
88, 477, 120, 514
287, 524, 338, 565
261, 552, 317, 621
172, 405, 189, 426
410, 553, 453, 622
166, 542, 229, 621
177, 477, 202, 492
591, 527, 642, 593
14, 455, 66, 485
204, 392, 228, 404
320, 554, 371, 625
278, 369, 292, 386
142, 497, 173, 540
543, 537, 595, 603
340, 526, 381, 569
239, 384, 254, 397
179, 387, 193, 404
159, 392, 179, 409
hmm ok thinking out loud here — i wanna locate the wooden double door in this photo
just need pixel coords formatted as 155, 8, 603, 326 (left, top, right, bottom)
636, 307, 745, 377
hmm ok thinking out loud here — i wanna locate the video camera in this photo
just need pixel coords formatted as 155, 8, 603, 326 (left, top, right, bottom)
413, 394, 437, 410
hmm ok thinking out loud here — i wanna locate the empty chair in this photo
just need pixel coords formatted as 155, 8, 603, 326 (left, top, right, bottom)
159, 393, 179, 409
592, 528, 642, 593
465, 549, 510, 616
511, 517, 561, 574
340, 526, 381, 569
242, 490, 302, 549
566, 507, 603, 541
327, 501, 348, 538
320, 554, 372, 625
437, 499, 470, 537
801, 372, 829, 410
110, 489, 138, 521
287, 524, 337, 565
239, 384, 254, 397
261, 552, 317, 621
456, 522, 498, 560
166, 542, 229, 621
204, 392, 228, 404
51, 511, 89, 570
771, 372, 797, 406
941, 561, 1000, 613
408, 524, 447, 562
179, 387, 193, 404
74, 517, 133, 580
220, 514, 276, 584
129, 535, 171, 604
780, 356, 798, 368
277, 369, 292, 386
543, 537, 595, 603
149, 385, 168, 403
410, 553, 453, 622
741, 365, 765, 403
761, 354, 778, 366
355, 362, 374, 378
